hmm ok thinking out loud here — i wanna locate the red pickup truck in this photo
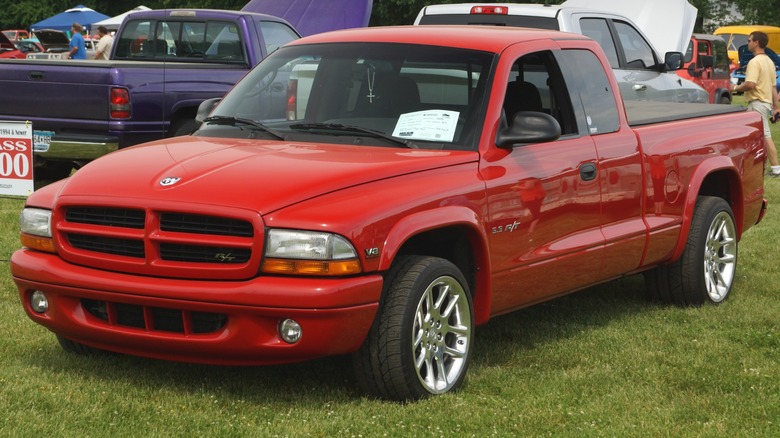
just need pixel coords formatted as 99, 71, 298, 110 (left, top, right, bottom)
11, 26, 768, 401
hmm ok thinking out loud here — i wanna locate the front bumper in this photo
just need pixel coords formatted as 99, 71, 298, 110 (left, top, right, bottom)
12, 249, 382, 365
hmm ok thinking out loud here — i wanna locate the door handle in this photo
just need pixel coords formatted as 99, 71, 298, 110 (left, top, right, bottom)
28, 71, 45, 80
580, 162, 597, 181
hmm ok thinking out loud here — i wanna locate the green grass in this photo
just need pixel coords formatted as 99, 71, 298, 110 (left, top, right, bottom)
1, 119, 779, 436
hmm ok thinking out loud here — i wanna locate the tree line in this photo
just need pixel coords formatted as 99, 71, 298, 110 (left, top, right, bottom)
0, 0, 777, 33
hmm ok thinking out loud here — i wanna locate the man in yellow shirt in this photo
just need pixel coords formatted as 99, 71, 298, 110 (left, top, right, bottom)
734, 31, 780, 177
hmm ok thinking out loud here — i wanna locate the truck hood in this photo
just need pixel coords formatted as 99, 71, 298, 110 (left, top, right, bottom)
0, 31, 15, 50
59, 136, 477, 214
33, 29, 70, 52
561, 0, 697, 55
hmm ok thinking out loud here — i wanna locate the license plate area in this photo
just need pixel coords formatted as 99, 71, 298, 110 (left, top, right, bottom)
33, 130, 54, 152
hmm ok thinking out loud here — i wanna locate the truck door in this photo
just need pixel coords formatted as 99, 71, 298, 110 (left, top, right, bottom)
557, 47, 646, 279
484, 48, 604, 313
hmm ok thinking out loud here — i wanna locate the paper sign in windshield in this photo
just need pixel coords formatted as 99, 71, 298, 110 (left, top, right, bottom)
392, 110, 459, 143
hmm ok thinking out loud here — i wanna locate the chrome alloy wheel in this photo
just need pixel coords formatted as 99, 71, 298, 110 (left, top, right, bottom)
412, 275, 472, 394
703, 210, 737, 303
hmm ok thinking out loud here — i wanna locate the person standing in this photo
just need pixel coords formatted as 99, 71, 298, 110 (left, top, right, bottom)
94, 26, 114, 60
67, 22, 87, 60
733, 31, 780, 177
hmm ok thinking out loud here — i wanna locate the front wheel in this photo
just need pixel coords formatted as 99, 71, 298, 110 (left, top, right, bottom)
353, 256, 474, 401
645, 196, 737, 305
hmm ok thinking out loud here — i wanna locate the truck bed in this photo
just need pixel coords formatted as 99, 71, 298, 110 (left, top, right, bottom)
625, 101, 745, 126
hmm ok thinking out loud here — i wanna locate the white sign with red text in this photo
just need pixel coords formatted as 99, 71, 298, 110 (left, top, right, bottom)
0, 121, 34, 197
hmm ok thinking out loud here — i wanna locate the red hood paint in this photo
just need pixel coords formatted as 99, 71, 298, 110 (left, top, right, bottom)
59, 136, 478, 214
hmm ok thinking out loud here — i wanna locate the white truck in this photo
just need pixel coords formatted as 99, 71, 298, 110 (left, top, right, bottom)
414, 0, 709, 103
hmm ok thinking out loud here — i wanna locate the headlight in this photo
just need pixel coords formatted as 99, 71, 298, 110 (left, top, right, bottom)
262, 229, 361, 276
19, 208, 56, 253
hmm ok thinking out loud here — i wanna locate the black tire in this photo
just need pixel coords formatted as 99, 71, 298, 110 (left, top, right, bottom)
718, 95, 731, 105
168, 118, 200, 137
352, 256, 474, 401
57, 335, 103, 355
645, 196, 737, 305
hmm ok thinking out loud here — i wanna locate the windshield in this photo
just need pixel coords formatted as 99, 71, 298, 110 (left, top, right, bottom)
197, 42, 495, 151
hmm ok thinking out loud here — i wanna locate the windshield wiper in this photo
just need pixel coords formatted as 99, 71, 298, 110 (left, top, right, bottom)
202, 116, 285, 140
289, 123, 415, 148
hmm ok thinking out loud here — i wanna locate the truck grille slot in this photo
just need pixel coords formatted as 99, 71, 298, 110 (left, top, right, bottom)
82, 299, 227, 334
160, 213, 254, 237
68, 233, 145, 258
160, 243, 251, 263
66, 207, 145, 228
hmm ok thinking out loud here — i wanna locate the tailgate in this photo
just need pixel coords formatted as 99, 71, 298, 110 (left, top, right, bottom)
0, 60, 113, 120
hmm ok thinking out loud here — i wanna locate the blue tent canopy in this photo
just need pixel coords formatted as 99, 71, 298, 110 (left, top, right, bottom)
30, 5, 110, 33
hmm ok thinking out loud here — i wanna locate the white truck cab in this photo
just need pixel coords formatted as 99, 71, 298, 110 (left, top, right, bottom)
414, 2, 709, 103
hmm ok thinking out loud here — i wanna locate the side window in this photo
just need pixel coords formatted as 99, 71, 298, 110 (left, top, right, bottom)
695, 41, 708, 68
730, 34, 748, 52
712, 39, 731, 77
613, 21, 657, 70
684, 39, 694, 64
204, 22, 245, 62
580, 18, 619, 69
257, 20, 299, 55
559, 49, 619, 135
503, 50, 577, 135
114, 20, 152, 58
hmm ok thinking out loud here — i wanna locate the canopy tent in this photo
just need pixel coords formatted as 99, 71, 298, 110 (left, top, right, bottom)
30, 5, 110, 33
92, 6, 151, 31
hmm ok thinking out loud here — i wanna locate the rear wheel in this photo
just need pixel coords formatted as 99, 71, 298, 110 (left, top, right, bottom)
718, 95, 731, 105
353, 256, 474, 401
645, 196, 737, 305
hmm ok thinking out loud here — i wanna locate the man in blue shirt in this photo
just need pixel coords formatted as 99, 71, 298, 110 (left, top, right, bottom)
67, 22, 87, 60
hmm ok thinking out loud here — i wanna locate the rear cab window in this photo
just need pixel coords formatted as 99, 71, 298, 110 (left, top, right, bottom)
114, 19, 247, 63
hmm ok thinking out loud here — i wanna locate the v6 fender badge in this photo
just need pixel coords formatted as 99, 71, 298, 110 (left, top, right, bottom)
160, 177, 181, 186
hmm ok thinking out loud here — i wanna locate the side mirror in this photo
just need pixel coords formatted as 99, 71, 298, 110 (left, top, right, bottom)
700, 54, 714, 69
664, 52, 684, 71
496, 111, 561, 149
196, 98, 221, 122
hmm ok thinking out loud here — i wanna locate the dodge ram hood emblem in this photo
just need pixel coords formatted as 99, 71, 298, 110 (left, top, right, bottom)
160, 177, 181, 186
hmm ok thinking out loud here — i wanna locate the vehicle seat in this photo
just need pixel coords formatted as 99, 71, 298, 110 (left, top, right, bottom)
504, 80, 543, 122
355, 74, 421, 117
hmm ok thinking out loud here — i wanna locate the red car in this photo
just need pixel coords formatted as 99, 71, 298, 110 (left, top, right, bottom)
0, 30, 26, 58
677, 34, 735, 104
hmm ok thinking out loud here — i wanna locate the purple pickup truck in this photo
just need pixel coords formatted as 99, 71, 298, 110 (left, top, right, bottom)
0, 8, 301, 183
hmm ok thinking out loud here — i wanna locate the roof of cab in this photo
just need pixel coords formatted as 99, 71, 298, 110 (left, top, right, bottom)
286, 25, 590, 52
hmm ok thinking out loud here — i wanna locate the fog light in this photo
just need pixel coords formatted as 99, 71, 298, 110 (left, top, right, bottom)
279, 319, 302, 344
30, 291, 48, 313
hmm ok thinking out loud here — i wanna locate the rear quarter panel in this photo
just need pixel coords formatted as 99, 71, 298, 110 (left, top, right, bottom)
632, 109, 765, 266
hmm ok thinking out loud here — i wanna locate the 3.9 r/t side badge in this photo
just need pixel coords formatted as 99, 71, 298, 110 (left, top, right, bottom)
160, 177, 181, 186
